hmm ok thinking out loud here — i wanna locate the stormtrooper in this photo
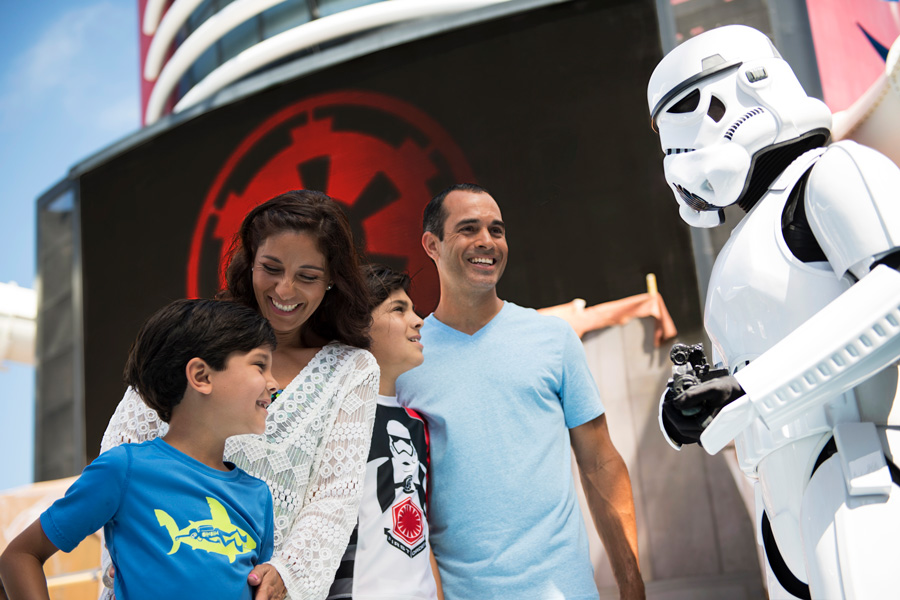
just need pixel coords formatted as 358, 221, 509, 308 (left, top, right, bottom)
381, 419, 426, 515
647, 25, 900, 599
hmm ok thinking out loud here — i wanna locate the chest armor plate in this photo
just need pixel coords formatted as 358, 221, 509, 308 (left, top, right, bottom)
705, 152, 850, 370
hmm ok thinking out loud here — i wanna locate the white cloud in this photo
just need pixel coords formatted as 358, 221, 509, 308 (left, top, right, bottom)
0, 1, 139, 135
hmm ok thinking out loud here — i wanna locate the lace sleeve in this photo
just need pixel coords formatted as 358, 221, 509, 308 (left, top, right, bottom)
270, 350, 378, 600
100, 386, 169, 453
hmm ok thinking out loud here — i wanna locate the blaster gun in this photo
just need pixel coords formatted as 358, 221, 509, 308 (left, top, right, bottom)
667, 343, 729, 417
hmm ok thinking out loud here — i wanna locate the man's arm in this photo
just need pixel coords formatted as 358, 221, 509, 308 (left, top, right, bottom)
570, 414, 645, 600
0, 518, 58, 600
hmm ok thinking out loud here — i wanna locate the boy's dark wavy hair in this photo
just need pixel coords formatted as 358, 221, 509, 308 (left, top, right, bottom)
218, 190, 372, 349
362, 264, 412, 310
124, 299, 276, 423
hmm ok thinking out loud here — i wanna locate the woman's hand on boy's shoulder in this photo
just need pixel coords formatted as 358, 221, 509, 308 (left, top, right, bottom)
248, 563, 286, 600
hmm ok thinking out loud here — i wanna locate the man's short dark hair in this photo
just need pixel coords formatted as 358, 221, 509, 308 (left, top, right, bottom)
123, 299, 276, 423
422, 183, 492, 240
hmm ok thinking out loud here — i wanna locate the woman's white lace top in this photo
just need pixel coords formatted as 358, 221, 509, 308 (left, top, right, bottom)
100, 343, 379, 600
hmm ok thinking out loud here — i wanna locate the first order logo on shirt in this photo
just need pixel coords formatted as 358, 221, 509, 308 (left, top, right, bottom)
155, 497, 256, 563
386, 495, 425, 557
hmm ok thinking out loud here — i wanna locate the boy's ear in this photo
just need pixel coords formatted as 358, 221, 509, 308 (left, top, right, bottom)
185, 357, 213, 395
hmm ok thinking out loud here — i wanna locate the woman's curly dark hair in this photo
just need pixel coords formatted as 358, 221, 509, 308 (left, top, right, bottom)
217, 190, 372, 349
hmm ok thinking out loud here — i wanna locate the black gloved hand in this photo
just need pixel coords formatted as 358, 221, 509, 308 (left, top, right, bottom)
661, 375, 746, 446
674, 374, 745, 413
661, 399, 706, 445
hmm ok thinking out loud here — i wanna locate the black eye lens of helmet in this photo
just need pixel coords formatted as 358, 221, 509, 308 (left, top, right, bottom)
667, 89, 701, 114
707, 96, 727, 122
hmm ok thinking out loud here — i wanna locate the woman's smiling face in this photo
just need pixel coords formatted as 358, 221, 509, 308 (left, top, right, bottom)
251, 230, 329, 337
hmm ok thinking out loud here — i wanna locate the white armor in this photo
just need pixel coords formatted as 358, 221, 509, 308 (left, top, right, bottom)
648, 25, 900, 599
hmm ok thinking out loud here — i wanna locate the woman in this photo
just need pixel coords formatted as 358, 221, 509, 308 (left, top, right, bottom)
327, 264, 442, 600
100, 190, 379, 600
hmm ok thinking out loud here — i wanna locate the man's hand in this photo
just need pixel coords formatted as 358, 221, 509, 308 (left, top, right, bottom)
662, 375, 745, 445
248, 564, 286, 600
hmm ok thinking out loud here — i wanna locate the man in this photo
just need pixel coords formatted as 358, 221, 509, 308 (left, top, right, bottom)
396, 183, 644, 599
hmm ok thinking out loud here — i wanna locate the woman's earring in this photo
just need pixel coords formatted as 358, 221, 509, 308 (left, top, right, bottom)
326, 283, 333, 291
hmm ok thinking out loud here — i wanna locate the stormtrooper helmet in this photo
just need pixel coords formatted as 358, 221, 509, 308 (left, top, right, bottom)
647, 25, 831, 227
387, 419, 418, 483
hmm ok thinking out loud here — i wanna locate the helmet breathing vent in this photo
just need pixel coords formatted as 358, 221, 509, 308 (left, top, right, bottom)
675, 184, 717, 212
666, 148, 695, 156
724, 108, 766, 140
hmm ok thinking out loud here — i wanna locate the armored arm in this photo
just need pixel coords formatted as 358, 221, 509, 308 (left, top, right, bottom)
701, 264, 900, 453
700, 142, 900, 453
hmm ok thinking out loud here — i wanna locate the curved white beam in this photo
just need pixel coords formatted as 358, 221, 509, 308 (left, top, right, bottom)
142, 0, 171, 36
147, 0, 511, 124
145, 0, 205, 73
147, 0, 288, 81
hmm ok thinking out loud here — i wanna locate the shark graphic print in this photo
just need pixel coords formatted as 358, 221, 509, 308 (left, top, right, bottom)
155, 497, 257, 563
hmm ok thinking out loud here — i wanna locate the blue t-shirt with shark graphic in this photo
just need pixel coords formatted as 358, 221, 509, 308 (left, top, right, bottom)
41, 437, 274, 599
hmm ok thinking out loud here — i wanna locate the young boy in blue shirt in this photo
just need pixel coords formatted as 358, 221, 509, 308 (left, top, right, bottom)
0, 299, 279, 600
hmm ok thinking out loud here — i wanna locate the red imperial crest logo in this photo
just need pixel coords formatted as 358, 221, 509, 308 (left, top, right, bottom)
386, 495, 425, 557
392, 495, 424, 545
187, 90, 474, 312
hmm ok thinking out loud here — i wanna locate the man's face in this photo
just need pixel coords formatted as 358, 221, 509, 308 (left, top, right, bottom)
424, 190, 508, 294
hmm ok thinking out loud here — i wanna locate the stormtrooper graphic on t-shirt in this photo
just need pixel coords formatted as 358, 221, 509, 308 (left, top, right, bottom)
378, 419, 427, 556
327, 395, 437, 599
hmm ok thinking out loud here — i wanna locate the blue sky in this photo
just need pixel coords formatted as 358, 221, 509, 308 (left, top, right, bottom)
0, 0, 140, 491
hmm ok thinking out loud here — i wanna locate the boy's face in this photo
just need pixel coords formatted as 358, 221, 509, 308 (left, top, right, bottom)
210, 347, 277, 436
369, 289, 424, 382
